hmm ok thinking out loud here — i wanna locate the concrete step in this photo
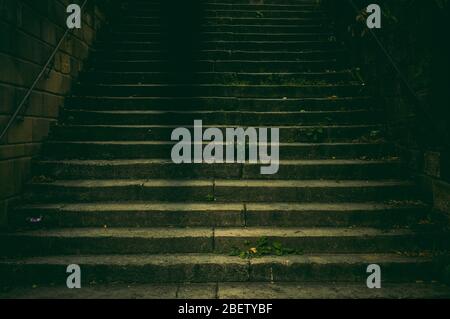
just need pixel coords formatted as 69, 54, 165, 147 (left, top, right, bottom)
62, 109, 376, 126
91, 60, 340, 73
41, 141, 392, 160
65, 96, 373, 111
2, 282, 450, 299
25, 179, 416, 203
33, 159, 403, 181
50, 124, 382, 143
12, 202, 427, 228
0, 254, 444, 286
1, 227, 445, 257
79, 70, 356, 86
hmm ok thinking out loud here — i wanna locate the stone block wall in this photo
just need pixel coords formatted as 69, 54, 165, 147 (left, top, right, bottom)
0, 0, 106, 226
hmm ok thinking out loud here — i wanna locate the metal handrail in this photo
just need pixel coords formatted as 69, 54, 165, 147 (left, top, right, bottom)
0, 0, 89, 142
346, 0, 434, 123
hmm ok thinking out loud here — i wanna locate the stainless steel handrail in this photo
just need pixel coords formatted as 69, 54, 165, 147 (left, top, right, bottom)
0, 0, 89, 142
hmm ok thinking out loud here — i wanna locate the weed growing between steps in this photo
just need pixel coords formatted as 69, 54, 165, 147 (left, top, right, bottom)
305, 127, 326, 142
229, 237, 304, 259
352, 129, 386, 143
31, 175, 55, 183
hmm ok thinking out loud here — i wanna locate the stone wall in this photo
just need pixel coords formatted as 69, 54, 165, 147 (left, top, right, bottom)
0, 0, 106, 227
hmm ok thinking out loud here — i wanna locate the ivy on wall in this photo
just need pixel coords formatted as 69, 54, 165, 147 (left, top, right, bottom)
323, 0, 449, 150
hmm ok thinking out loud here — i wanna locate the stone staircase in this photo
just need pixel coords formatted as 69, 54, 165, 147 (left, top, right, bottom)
1, 0, 449, 299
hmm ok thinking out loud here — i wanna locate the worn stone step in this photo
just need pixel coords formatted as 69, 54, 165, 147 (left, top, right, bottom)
121, 9, 326, 17
41, 141, 392, 160
73, 84, 365, 98
213, 227, 447, 254
33, 159, 403, 180
128, 0, 319, 3
79, 70, 355, 86
2, 282, 450, 299
106, 31, 333, 42
97, 40, 338, 51
65, 96, 373, 111
121, 16, 329, 26
215, 179, 416, 202
206, 0, 320, 3
50, 124, 382, 143
213, 179, 416, 203
204, 16, 331, 27
126, 3, 324, 12
91, 60, 340, 73
116, 24, 329, 34
0, 254, 443, 286
1, 227, 445, 257
244, 202, 427, 228
0, 228, 214, 256
202, 0, 323, 5
63, 109, 376, 126
242, 159, 402, 179
216, 282, 450, 299
25, 179, 416, 203
123, 10, 327, 19
12, 202, 427, 228
204, 3, 323, 11
124, 0, 321, 4
13, 203, 245, 228
105, 30, 335, 40
92, 49, 346, 62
